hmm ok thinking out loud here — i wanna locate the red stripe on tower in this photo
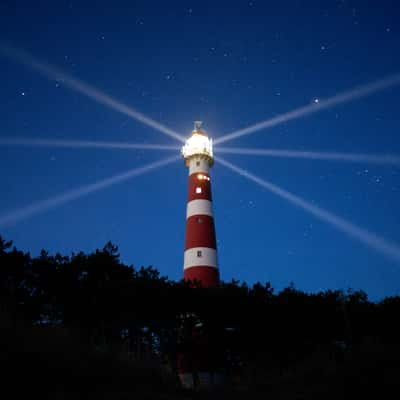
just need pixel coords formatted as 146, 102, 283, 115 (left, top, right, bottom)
181, 121, 219, 288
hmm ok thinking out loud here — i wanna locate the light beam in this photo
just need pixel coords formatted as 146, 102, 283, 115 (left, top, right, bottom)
0, 137, 180, 151
216, 156, 400, 263
0, 155, 180, 228
217, 146, 400, 166
0, 43, 185, 143
215, 74, 400, 145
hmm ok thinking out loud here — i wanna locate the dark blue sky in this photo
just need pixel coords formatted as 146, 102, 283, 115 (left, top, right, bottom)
1, 0, 399, 300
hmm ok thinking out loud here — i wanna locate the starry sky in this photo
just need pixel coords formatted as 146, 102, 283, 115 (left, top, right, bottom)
1, 0, 399, 301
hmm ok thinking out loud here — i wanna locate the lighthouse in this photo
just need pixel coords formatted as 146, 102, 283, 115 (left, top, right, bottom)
177, 122, 222, 389
181, 121, 219, 287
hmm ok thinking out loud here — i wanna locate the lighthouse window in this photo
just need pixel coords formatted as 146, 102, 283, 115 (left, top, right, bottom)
197, 217, 203, 224
196, 161, 200, 166
197, 250, 202, 257
196, 187, 202, 194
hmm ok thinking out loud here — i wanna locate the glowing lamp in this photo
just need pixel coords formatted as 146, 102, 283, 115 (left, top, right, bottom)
181, 121, 213, 166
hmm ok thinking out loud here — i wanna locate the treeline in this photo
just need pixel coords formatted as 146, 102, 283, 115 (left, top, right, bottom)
1, 235, 400, 398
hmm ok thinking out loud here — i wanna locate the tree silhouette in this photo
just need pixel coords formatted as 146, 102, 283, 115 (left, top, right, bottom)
1, 234, 400, 398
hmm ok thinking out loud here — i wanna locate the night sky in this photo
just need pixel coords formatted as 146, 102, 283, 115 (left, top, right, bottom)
1, 0, 399, 300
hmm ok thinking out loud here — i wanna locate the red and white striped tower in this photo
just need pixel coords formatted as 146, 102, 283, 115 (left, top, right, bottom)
181, 121, 219, 288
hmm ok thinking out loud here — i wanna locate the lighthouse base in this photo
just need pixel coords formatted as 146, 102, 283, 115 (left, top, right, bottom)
184, 266, 219, 288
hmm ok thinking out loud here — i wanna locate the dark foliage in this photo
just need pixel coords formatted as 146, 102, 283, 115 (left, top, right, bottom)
1, 235, 399, 399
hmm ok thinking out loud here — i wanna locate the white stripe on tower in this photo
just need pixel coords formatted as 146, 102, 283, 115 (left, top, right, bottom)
184, 247, 218, 269
189, 158, 210, 175
186, 199, 213, 218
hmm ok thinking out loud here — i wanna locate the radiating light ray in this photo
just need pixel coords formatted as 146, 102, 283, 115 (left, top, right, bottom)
216, 156, 400, 263
214, 74, 400, 145
0, 155, 180, 228
0, 137, 180, 151
217, 146, 400, 166
0, 43, 185, 143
